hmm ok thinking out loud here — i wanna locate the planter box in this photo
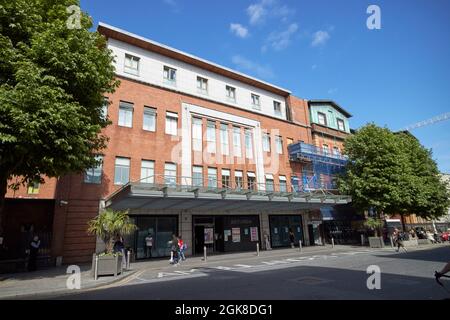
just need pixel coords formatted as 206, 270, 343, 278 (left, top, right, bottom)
91, 254, 123, 279
368, 237, 384, 248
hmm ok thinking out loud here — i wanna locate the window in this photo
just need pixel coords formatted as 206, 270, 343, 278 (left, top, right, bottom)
247, 172, 256, 190
192, 117, 202, 151
124, 53, 139, 76
274, 101, 282, 116
140, 160, 155, 183
262, 133, 271, 152
220, 123, 229, 155
143, 107, 156, 132
197, 76, 208, 94
337, 118, 345, 131
163, 66, 176, 84
27, 181, 40, 194
317, 112, 327, 126
265, 174, 274, 192
279, 175, 287, 192
207, 168, 217, 188
333, 146, 341, 156
235, 171, 243, 189
322, 144, 329, 156
226, 85, 236, 102
84, 155, 103, 184
114, 157, 130, 185
245, 129, 253, 159
118, 101, 133, 128
101, 98, 108, 120
165, 112, 178, 135
251, 94, 261, 109
287, 138, 294, 146
275, 136, 283, 154
164, 163, 177, 186
192, 166, 203, 187
233, 127, 242, 157
221, 169, 231, 189
206, 120, 216, 153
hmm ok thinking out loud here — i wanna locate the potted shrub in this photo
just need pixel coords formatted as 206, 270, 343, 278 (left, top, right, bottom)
365, 217, 384, 248
88, 209, 137, 278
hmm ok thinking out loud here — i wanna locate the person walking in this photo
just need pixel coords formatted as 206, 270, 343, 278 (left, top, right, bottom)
264, 232, 272, 250
169, 234, 180, 265
28, 235, 40, 272
178, 236, 186, 261
145, 233, 153, 258
393, 228, 407, 253
435, 262, 450, 280
289, 228, 295, 248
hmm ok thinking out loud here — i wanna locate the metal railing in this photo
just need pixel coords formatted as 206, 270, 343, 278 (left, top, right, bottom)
288, 142, 349, 165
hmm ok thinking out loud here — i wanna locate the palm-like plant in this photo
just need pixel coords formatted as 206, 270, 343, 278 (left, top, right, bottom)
87, 209, 137, 255
364, 217, 384, 237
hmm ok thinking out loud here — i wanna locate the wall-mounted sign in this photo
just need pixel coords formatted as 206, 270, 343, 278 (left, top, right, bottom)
232, 228, 241, 243
204, 228, 214, 244
250, 227, 259, 242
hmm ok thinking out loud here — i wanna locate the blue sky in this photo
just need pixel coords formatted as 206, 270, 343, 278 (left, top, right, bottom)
80, 0, 450, 173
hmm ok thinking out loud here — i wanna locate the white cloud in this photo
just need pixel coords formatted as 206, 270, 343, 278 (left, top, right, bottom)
265, 23, 298, 51
247, 0, 292, 25
231, 55, 274, 79
311, 30, 330, 47
230, 23, 249, 38
247, 2, 268, 25
163, 0, 180, 12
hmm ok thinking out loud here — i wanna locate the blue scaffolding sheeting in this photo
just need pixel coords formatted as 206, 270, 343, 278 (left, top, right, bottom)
288, 142, 348, 191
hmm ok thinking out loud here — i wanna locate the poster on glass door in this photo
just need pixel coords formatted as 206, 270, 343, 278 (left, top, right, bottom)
204, 228, 214, 244
250, 227, 259, 242
232, 228, 241, 242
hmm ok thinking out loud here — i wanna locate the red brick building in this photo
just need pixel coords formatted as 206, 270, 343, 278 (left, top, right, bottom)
2, 23, 352, 264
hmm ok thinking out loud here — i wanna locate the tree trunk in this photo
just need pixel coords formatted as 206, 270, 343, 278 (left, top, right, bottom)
400, 214, 406, 232
0, 175, 8, 236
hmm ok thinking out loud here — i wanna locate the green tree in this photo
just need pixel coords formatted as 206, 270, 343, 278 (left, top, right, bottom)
87, 209, 137, 255
338, 124, 450, 231
0, 0, 119, 232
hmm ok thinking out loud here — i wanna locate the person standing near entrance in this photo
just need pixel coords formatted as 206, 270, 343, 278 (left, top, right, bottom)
289, 228, 295, 248
264, 232, 271, 250
28, 235, 40, 272
145, 233, 153, 258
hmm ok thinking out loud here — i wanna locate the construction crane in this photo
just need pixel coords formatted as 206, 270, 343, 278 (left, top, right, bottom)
403, 112, 450, 131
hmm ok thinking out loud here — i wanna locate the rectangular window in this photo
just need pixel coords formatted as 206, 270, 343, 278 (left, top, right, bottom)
197, 76, 208, 94
322, 144, 329, 156
247, 172, 256, 190
262, 133, 271, 152
118, 101, 133, 128
192, 117, 202, 151
337, 119, 345, 131
84, 155, 103, 184
235, 170, 243, 189
165, 112, 178, 135
164, 163, 177, 186
275, 136, 283, 154
226, 85, 236, 102
265, 174, 274, 192
274, 101, 282, 116
114, 157, 130, 185
279, 175, 287, 192
233, 127, 242, 157
207, 168, 217, 189
287, 138, 294, 146
163, 66, 176, 84
143, 107, 156, 132
221, 169, 231, 189
27, 181, 40, 194
220, 123, 229, 156
333, 146, 341, 156
251, 94, 261, 109
140, 160, 155, 184
101, 98, 108, 120
192, 166, 203, 187
245, 129, 253, 159
124, 53, 139, 76
318, 112, 327, 126
206, 120, 216, 153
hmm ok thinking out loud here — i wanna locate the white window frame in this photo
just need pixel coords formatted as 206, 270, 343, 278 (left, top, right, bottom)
337, 118, 345, 131
275, 136, 283, 154
245, 129, 253, 159
165, 111, 178, 135
226, 85, 236, 102
247, 172, 256, 190
262, 133, 271, 152
197, 76, 208, 95
124, 53, 139, 76
101, 98, 108, 121
192, 117, 203, 152
265, 174, 274, 192
163, 65, 176, 85
143, 107, 156, 132
333, 146, 341, 156
251, 94, 261, 110
192, 166, 203, 187
273, 101, 282, 117
164, 163, 177, 186
207, 167, 217, 189
322, 144, 330, 156
233, 127, 242, 157
206, 120, 216, 154
114, 157, 130, 185
318, 112, 327, 126
140, 160, 155, 183
118, 101, 133, 128
279, 175, 287, 192
220, 123, 229, 156
221, 169, 231, 189
84, 155, 103, 184
235, 170, 243, 189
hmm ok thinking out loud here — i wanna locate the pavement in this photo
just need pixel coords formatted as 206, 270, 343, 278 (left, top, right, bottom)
1, 242, 449, 299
